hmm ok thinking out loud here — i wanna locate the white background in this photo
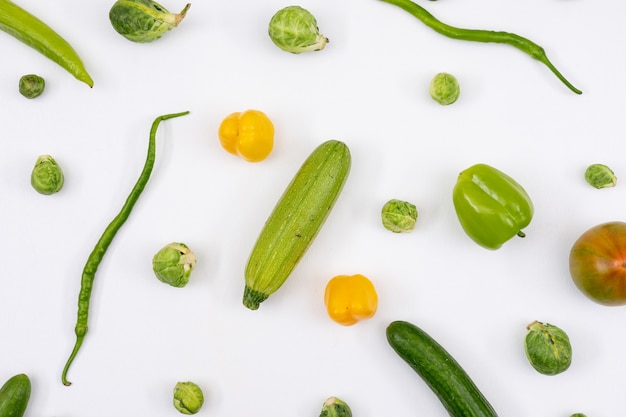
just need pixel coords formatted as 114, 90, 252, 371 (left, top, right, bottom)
1, 0, 625, 416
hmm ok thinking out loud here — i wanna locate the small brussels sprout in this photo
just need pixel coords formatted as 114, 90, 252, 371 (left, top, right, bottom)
31, 155, 64, 195
429, 72, 460, 105
19, 74, 45, 99
173, 381, 204, 415
109, 0, 191, 43
381, 199, 418, 233
524, 320, 572, 375
584, 163, 616, 189
268, 6, 328, 54
570, 414, 587, 417
152, 242, 196, 287
319, 396, 352, 417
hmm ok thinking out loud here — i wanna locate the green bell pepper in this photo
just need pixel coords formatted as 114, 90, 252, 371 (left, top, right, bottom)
452, 163, 533, 250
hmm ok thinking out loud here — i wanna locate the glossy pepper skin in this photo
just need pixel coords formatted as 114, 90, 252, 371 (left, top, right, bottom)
218, 109, 274, 162
453, 163, 533, 250
324, 274, 378, 326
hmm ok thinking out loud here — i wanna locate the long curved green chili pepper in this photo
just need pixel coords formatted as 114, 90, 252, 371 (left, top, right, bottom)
0, 0, 94, 87
61, 111, 190, 386
378, 0, 582, 94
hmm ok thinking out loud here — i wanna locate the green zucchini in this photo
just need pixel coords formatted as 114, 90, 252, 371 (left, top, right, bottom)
243, 140, 351, 310
0, 374, 31, 417
386, 320, 498, 417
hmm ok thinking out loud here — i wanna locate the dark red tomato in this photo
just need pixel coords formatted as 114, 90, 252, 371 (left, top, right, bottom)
569, 221, 626, 306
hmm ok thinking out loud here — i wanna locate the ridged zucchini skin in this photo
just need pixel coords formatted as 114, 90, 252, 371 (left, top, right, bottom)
386, 320, 498, 417
0, 374, 31, 417
243, 140, 351, 310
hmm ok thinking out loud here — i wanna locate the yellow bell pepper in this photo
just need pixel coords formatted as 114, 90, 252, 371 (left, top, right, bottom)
218, 109, 274, 162
324, 274, 378, 326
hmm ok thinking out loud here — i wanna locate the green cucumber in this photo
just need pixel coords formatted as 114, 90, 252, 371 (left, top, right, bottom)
386, 320, 498, 417
0, 374, 31, 417
243, 140, 351, 310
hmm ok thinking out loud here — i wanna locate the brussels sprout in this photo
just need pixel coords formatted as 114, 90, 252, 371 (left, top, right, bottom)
19, 74, 45, 99
31, 155, 64, 195
570, 414, 586, 417
152, 242, 196, 287
320, 396, 352, 417
429, 72, 460, 105
584, 163, 616, 189
524, 320, 572, 375
268, 6, 328, 54
109, 0, 190, 43
381, 199, 418, 233
173, 381, 204, 415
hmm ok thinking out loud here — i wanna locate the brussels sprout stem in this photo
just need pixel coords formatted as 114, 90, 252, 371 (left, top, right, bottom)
175, 3, 191, 25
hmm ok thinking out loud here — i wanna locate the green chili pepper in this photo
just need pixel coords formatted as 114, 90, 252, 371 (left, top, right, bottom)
452, 163, 533, 250
0, 0, 93, 87
378, 0, 581, 94
61, 110, 189, 386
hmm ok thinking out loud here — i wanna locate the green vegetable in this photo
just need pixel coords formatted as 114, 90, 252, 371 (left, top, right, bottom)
268, 5, 328, 53
31, 155, 64, 195
377, 0, 581, 94
570, 414, 586, 417
61, 111, 189, 386
320, 396, 352, 417
386, 320, 498, 417
109, 0, 190, 43
173, 381, 204, 415
381, 199, 417, 233
584, 164, 616, 189
0, 374, 31, 417
0, 0, 93, 86
524, 320, 572, 375
453, 163, 533, 250
430, 72, 460, 105
152, 242, 196, 287
18, 74, 45, 98
244, 140, 351, 310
